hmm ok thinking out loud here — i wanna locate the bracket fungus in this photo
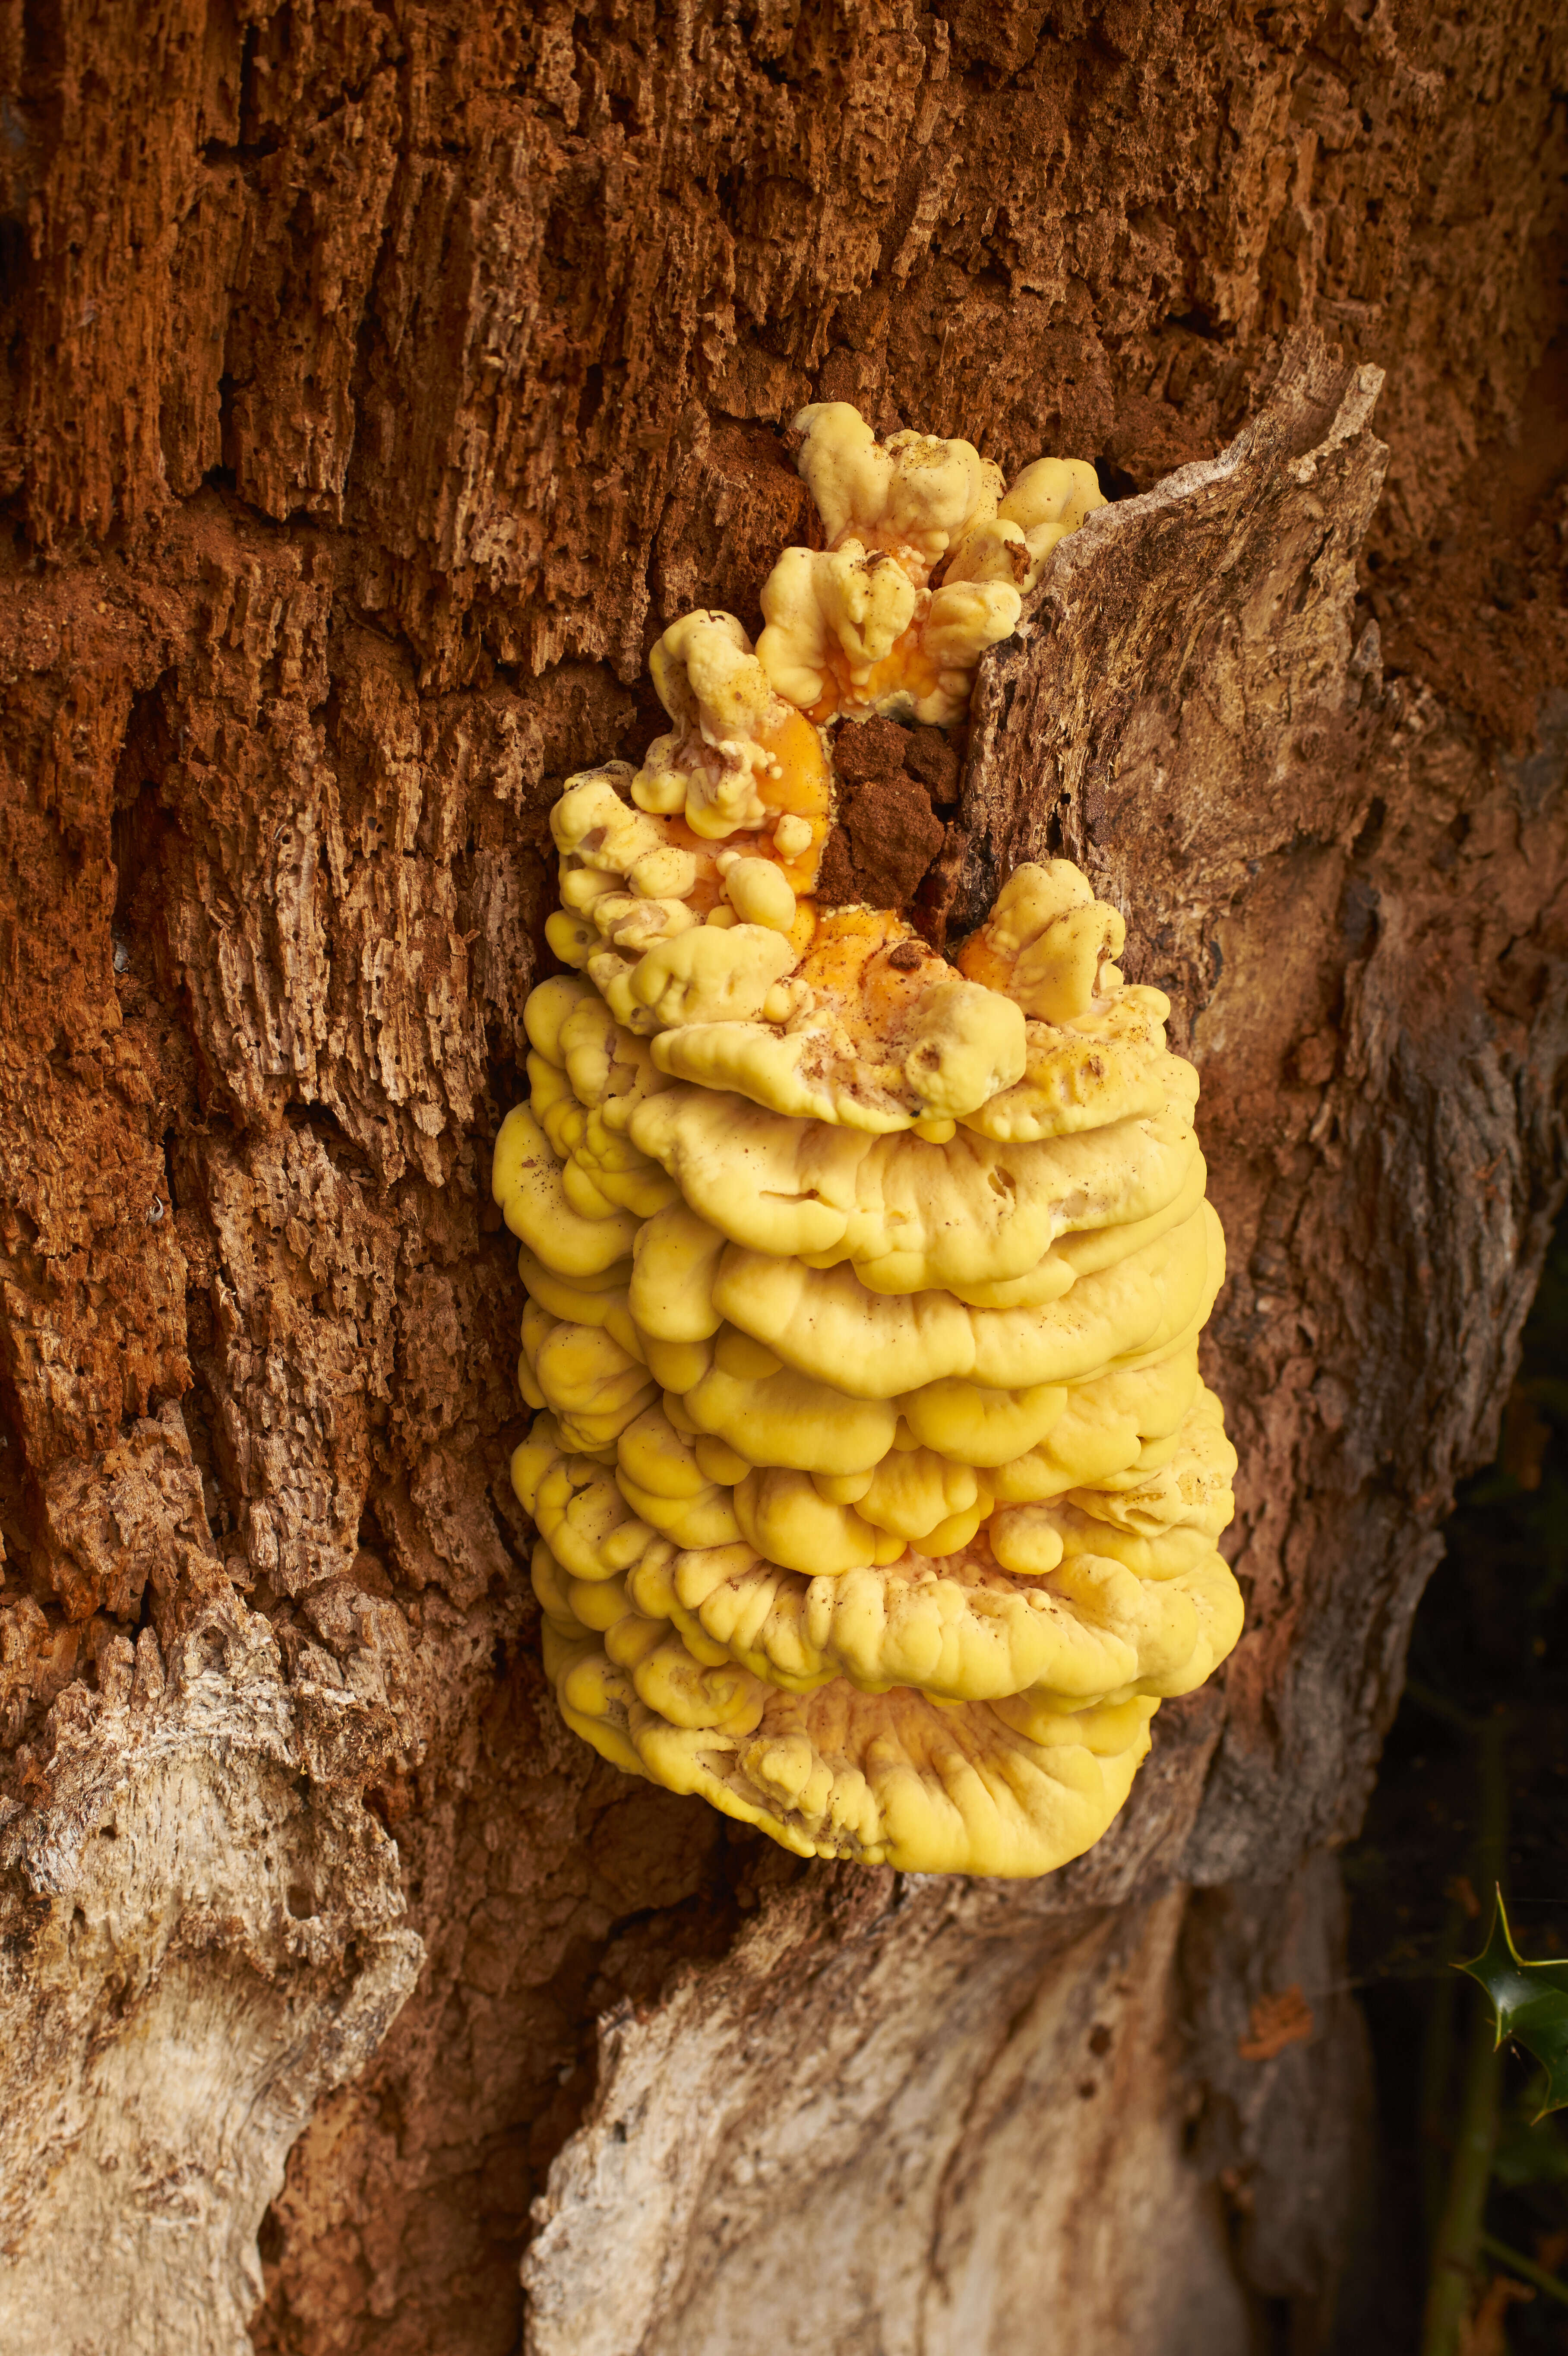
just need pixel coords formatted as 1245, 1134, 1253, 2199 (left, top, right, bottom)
493, 403, 1240, 1877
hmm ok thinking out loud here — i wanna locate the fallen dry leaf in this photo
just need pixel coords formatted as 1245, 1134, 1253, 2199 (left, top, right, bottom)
1238, 1985, 1315, 2061
1460, 2272, 1533, 2356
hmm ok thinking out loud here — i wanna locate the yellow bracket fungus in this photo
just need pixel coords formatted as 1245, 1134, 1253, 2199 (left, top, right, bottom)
756, 404, 1107, 727
493, 399, 1239, 1878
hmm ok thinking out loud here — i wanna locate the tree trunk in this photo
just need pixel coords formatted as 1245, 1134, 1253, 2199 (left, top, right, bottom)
0, 6, 1563, 2354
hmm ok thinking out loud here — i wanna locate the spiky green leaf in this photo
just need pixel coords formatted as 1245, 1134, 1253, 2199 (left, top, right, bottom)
1459, 1890, 1568, 2120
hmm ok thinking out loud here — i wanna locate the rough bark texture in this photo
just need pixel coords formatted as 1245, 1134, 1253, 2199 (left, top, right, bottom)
0, 4, 1564, 2352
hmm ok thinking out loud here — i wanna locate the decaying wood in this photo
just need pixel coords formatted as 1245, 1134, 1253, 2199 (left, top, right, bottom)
0, 1535, 420, 2356
518, 338, 1568, 2352
0, 3, 1564, 2351
961, 334, 1568, 1880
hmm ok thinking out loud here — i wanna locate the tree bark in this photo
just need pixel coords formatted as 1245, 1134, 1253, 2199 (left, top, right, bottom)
0, 6, 1563, 2354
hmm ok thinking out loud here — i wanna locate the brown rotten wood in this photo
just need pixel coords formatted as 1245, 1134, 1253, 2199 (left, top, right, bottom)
0, 3, 1563, 2351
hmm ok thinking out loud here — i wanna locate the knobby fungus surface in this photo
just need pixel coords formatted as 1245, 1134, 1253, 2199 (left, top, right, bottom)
491, 408, 1240, 1876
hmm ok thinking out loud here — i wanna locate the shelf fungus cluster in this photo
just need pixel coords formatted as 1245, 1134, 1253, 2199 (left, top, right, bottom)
493, 404, 1241, 1877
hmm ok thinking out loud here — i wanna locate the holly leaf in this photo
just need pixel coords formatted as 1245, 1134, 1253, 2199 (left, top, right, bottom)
1458, 1890, 1568, 2119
